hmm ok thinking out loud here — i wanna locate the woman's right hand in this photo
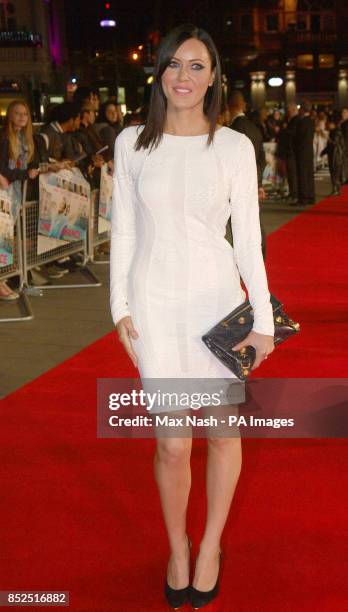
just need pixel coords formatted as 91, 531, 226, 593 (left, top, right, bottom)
116, 316, 139, 368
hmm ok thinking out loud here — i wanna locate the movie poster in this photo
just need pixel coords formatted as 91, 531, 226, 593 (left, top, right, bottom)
38, 169, 91, 255
262, 142, 285, 195
0, 188, 15, 268
98, 164, 112, 234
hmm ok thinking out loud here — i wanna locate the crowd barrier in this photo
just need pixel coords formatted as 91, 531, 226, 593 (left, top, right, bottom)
22, 198, 101, 291
262, 142, 329, 199
0, 164, 115, 322
87, 188, 111, 265
0, 209, 33, 323
262, 142, 285, 197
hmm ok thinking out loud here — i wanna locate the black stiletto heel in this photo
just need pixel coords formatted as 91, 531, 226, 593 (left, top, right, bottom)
189, 549, 223, 609
164, 535, 192, 609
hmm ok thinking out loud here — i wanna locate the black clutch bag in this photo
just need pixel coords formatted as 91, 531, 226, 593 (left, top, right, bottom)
202, 294, 300, 381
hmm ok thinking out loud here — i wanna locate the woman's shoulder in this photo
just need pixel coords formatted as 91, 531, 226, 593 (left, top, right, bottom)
218, 125, 250, 148
114, 125, 145, 161
217, 127, 253, 164
116, 124, 145, 146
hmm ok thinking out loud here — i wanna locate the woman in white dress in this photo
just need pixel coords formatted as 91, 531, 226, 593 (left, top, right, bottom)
110, 24, 274, 609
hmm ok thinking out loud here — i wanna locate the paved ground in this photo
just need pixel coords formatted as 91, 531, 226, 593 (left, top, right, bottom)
0, 173, 331, 399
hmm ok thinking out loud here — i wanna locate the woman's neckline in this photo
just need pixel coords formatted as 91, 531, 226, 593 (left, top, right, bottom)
162, 126, 225, 138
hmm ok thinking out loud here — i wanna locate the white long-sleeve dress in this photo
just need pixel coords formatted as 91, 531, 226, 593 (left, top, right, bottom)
110, 124, 274, 413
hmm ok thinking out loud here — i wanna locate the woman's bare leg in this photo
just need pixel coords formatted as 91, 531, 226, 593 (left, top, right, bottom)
154, 430, 192, 589
192, 433, 242, 590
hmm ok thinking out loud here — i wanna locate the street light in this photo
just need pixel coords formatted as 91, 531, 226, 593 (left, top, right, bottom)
99, 1, 118, 96
100, 19, 116, 27
100, 0, 116, 27
268, 77, 284, 87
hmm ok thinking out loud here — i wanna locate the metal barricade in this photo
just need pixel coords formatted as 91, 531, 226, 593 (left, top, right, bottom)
22, 197, 102, 290
0, 210, 33, 322
87, 188, 110, 265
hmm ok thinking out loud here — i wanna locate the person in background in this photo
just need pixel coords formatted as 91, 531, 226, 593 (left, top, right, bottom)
228, 90, 267, 259
217, 104, 231, 127
320, 115, 346, 196
274, 120, 289, 198
1, 103, 73, 287
284, 103, 300, 205
40, 103, 103, 182
94, 100, 123, 161
73, 87, 100, 117
251, 107, 272, 142
69, 105, 104, 187
122, 111, 145, 129
340, 107, 348, 182
267, 109, 283, 142
39, 102, 80, 162
0, 100, 39, 300
310, 107, 318, 123
314, 111, 329, 171
0, 100, 40, 186
323, 105, 333, 121
40, 103, 95, 280
74, 105, 104, 159
294, 100, 315, 206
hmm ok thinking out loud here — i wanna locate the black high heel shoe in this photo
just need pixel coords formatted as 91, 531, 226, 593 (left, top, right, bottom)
189, 549, 223, 609
164, 534, 192, 610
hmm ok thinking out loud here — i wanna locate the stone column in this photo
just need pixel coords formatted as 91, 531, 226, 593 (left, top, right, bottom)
250, 71, 266, 109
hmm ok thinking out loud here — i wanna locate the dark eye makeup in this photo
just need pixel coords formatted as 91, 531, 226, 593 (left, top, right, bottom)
168, 60, 204, 70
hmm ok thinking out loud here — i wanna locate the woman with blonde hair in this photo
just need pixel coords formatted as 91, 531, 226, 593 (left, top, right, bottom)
0, 100, 39, 300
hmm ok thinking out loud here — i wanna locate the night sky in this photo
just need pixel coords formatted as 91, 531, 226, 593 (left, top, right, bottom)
63, 0, 224, 53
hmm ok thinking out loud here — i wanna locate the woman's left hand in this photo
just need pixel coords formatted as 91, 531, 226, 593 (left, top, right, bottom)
232, 330, 275, 371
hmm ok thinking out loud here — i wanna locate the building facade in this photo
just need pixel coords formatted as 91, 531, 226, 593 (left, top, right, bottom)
216, 0, 348, 109
0, 0, 69, 119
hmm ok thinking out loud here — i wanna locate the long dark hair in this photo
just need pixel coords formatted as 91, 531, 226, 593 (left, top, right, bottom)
98, 100, 121, 125
135, 23, 222, 152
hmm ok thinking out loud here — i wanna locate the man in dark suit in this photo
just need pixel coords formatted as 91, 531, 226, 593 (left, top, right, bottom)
294, 100, 315, 206
228, 90, 267, 259
284, 103, 300, 204
340, 107, 348, 183
228, 91, 266, 188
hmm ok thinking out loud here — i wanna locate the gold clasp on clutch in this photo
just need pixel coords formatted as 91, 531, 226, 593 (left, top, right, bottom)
238, 316, 246, 324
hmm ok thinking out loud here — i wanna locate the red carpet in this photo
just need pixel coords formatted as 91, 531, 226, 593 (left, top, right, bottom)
1, 189, 348, 611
